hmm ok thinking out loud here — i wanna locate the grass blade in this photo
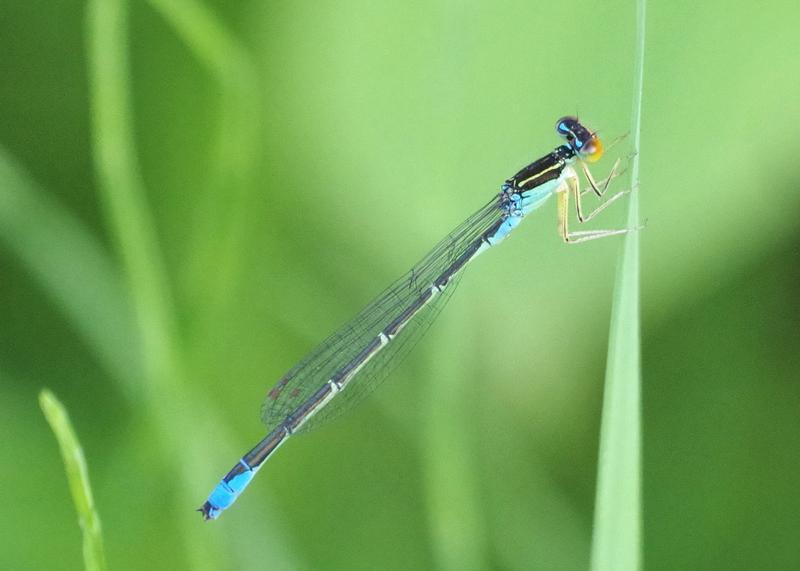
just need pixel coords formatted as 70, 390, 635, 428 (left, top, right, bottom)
85, 4, 294, 568
590, 1, 646, 569
86, 0, 181, 396
0, 147, 142, 395
39, 389, 107, 571
85, 2, 219, 567
145, 0, 261, 316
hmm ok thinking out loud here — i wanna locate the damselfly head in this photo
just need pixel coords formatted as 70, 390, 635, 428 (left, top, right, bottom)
555, 116, 604, 163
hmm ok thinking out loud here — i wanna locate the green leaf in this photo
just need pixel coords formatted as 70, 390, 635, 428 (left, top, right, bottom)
39, 389, 107, 571
590, 1, 646, 570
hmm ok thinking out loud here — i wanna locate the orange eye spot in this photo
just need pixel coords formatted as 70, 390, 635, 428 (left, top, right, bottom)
584, 137, 604, 162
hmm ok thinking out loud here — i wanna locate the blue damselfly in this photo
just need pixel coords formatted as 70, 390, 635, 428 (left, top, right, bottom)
200, 116, 630, 520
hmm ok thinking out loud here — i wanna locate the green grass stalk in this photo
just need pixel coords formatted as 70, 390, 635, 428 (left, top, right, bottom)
146, 0, 261, 318
39, 389, 107, 571
84, 1, 218, 567
590, 0, 646, 569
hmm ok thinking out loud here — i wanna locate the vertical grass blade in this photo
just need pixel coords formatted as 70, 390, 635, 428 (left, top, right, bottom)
85, 4, 294, 568
590, 1, 646, 570
86, 0, 181, 398
39, 389, 107, 571
85, 2, 218, 568
145, 0, 261, 316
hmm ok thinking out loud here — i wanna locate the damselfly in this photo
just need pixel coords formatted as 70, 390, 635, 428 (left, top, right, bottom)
200, 116, 631, 520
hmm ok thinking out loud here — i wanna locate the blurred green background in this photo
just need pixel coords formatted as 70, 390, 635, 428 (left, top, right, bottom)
1, 0, 799, 569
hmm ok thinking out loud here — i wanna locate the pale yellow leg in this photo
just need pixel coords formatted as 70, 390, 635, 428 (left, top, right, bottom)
578, 152, 636, 197
576, 188, 630, 223
558, 170, 634, 244
574, 161, 631, 223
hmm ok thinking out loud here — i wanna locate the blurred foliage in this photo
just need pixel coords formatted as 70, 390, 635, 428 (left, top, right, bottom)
1, 0, 798, 570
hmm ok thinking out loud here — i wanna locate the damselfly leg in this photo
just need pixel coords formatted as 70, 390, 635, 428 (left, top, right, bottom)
558, 159, 634, 244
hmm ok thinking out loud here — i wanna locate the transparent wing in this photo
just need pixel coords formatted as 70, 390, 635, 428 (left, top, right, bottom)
260, 194, 504, 433
297, 271, 463, 432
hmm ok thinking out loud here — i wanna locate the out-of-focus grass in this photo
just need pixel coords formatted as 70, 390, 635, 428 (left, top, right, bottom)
84, 1, 296, 569
86, 0, 179, 401
591, 1, 645, 569
86, 0, 224, 567
145, 0, 260, 319
0, 148, 141, 395
39, 389, 107, 571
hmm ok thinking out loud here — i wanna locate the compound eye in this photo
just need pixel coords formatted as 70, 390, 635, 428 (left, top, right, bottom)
555, 116, 579, 138
580, 137, 604, 163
